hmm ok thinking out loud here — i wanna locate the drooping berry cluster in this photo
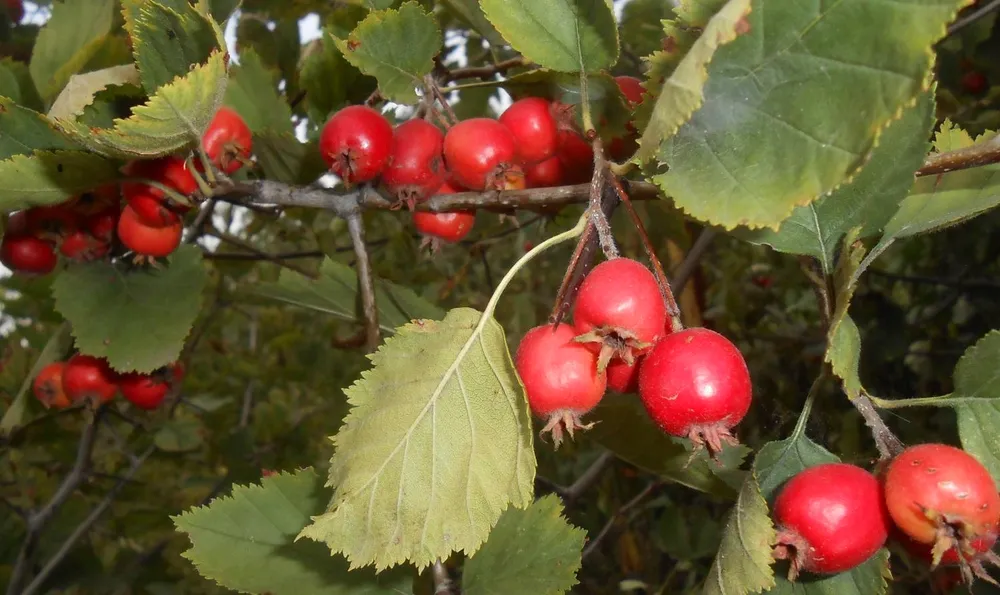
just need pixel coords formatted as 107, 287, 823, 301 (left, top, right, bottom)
514, 257, 752, 452
1, 107, 252, 274
33, 355, 184, 411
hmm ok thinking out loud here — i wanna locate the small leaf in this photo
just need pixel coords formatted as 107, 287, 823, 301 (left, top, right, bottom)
462, 495, 585, 595
824, 237, 867, 400
253, 259, 445, 333
753, 435, 840, 501
0, 323, 73, 437
0, 151, 122, 212
479, 0, 618, 73
949, 332, 1000, 489
29, 0, 117, 102
702, 470, 775, 595
224, 49, 293, 134
0, 98, 79, 160
0, 58, 44, 111
154, 418, 205, 452
298, 308, 535, 570
173, 468, 415, 594
300, 30, 371, 123
51, 245, 208, 373
47, 64, 142, 121
252, 132, 329, 185
333, 2, 440, 104
441, 0, 504, 46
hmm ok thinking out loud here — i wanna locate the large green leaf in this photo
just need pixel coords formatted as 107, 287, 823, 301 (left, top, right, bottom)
46, 64, 142, 121
0, 58, 43, 111
702, 470, 775, 595
651, 0, 970, 230
479, 0, 617, 73
462, 495, 585, 595
764, 552, 890, 595
174, 469, 414, 595
51, 245, 208, 373
253, 258, 444, 333
0, 98, 79, 160
224, 49, 293, 134
299, 30, 370, 124
0, 323, 73, 437
251, 132, 328, 185
441, 0, 504, 46
53, 50, 228, 159
299, 308, 535, 570
951, 332, 1000, 490
0, 151, 122, 212
333, 2, 440, 104
29, 0, 117, 103
735, 90, 935, 273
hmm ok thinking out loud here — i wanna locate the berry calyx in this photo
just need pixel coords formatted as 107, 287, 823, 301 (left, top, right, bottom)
637, 327, 751, 458
772, 463, 890, 579
525, 156, 564, 188
572, 258, 668, 370
382, 119, 446, 209
117, 205, 183, 258
202, 107, 253, 174
118, 363, 182, 410
0, 234, 58, 275
63, 354, 118, 404
498, 97, 559, 165
443, 118, 523, 191
32, 362, 71, 409
319, 105, 393, 185
514, 323, 607, 447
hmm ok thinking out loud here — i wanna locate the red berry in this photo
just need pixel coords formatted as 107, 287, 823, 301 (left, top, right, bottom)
123, 157, 197, 226
117, 205, 183, 258
63, 354, 118, 404
884, 443, 1000, 574
525, 156, 564, 188
118, 364, 180, 410
772, 463, 890, 579
319, 105, 393, 185
961, 71, 988, 95
5, 0, 23, 23
59, 230, 110, 262
0, 234, 58, 275
85, 206, 119, 242
202, 107, 253, 174
573, 258, 668, 369
898, 530, 997, 567
606, 357, 641, 394
638, 327, 751, 457
413, 211, 475, 244
444, 118, 524, 191
5, 210, 28, 235
25, 203, 80, 240
556, 129, 594, 184
614, 76, 645, 107
382, 119, 446, 208
32, 362, 71, 409
514, 323, 607, 447
498, 97, 559, 165
68, 184, 120, 216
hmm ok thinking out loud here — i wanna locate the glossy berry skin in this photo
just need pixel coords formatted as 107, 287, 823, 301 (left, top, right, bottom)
0, 235, 58, 275
515, 323, 607, 447
123, 157, 197, 226
884, 444, 1000, 547
962, 71, 988, 95
556, 130, 594, 184
615, 76, 645, 106
63, 354, 118, 404
25, 204, 80, 239
59, 230, 110, 261
203, 107, 253, 174
638, 327, 751, 455
118, 363, 181, 410
525, 156, 564, 188
773, 463, 890, 578
320, 105, 393, 184
382, 119, 446, 207
499, 97, 559, 165
117, 205, 183, 258
32, 362, 71, 409
444, 118, 523, 191
413, 211, 475, 243
85, 207, 119, 242
606, 357, 642, 394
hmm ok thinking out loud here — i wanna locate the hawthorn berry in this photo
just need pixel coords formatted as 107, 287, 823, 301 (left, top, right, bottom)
85, 206, 119, 243
606, 357, 641, 394
443, 118, 524, 191
884, 443, 1000, 581
117, 204, 183, 258
898, 530, 998, 567
614, 76, 645, 106
0, 234, 58, 275
382, 119, 446, 209
68, 184, 120, 216
25, 203, 79, 240
498, 97, 559, 165
202, 107, 253, 174
32, 362, 71, 409
122, 156, 197, 226
637, 327, 751, 457
961, 71, 988, 95
320, 105, 393, 185
572, 258, 668, 369
413, 211, 475, 245
59, 230, 110, 262
63, 354, 118, 404
119, 363, 182, 410
556, 129, 594, 184
525, 156, 564, 188
514, 323, 607, 447
772, 463, 890, 579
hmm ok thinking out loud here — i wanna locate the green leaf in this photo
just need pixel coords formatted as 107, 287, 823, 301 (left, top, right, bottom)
462, 495, 585, 595
51, 245, 208, 373
0, 151, 122, 212
0, 98, 79, 160
46, 64, 142, 121
300, 30, 370, 123
154, 418, 205, 452
825, 237, 867, 400
0, 58, 43, 111
29, 0, 117, 103
252, 132, 328, 185
633, 0, 750, 165
0, 323, 73, 437
753, 435, 839, 501
123, 0, 225, 93
224, 49, 293, 134
254, 258, 445, 334
951, 332, 1000, 490
651, 0, 970, 230
333, 2, 440, 104
762, 551, 891, 595
734, 90, 936, 273
620, 0, 676, 59
502, 70, 631, 140
53, 50, 228, 159
299, 308, 535, 570
702, 470, 775, 595
174, 468, 415, 595
588, 395, 747, 496
440, 0, 504, 46
479, 0, 618, 73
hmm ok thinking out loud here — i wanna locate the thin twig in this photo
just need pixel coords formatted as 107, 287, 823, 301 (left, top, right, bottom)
347, 212, 380, 352
202, 249, 325, 261
564, 451, 616, 500
947, 0, 1000, 35
204, 228, 319, 279
443, 57, 526, 82
581, 481, 660, 560
184, 199, 217, 245
670, 228, 716, 295
917, 133, 1000, 176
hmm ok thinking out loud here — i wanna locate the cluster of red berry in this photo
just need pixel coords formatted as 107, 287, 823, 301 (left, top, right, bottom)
33, 355, 183, 411
514, 257, 752, 451
771, 444, 1000, 583
0, 107, 252, 275
318, 76, 645, 247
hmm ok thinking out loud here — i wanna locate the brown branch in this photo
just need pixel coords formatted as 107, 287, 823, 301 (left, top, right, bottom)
948, 0, 1000, 36
432, 560, 454, 595
670, 228, 715, 295
917, 134, 1000, 177
581, 481, 660, 560
204, 228, 320, 280
443, 57, 526, 82
347, 212, 380, 352
202, 249, 325, 261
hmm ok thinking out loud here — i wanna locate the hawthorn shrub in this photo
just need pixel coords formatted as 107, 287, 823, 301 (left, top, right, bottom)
2, 0, 1000, 594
